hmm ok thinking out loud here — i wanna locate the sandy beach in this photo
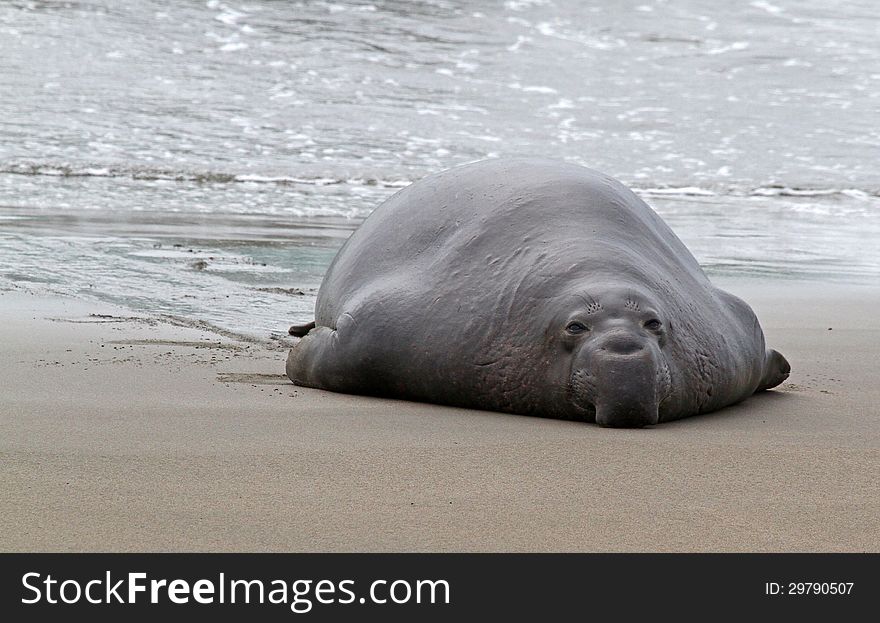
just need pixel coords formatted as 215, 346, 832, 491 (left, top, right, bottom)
1, 280, 877, 552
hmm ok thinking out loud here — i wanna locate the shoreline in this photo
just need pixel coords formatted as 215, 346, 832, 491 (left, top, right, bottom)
1, 281, 878, 552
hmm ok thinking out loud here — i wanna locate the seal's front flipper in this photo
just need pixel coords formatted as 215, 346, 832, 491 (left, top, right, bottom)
289, 320, 316, 337
757, 348, 791, 392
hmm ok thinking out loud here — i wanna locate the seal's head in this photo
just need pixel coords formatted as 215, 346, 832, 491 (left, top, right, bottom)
550, 285, 673, 427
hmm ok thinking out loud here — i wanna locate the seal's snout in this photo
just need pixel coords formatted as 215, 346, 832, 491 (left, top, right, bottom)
595, 399, 659, 428
591, 334, 660, 428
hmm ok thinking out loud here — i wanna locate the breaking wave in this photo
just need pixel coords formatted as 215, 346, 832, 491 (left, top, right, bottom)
3, 161, 878, 200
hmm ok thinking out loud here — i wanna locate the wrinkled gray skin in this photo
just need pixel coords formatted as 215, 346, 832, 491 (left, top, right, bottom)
287, 158, 790, 427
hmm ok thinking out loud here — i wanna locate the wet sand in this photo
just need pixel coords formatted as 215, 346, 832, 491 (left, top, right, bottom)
1, 281, 878, 552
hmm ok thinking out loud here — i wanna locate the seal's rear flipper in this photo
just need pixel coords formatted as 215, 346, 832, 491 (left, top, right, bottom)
757, 349, 791, 392
289, 320, 316, 337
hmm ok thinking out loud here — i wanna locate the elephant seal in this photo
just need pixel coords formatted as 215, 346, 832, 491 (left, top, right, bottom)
286, 158, 790, 427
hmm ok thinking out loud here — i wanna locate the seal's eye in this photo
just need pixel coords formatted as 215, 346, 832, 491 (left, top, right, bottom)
566, 321, 589, 335
644, 318, 663, 331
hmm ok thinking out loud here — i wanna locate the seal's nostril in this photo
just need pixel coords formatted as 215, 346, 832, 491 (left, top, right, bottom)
602, 334, 644, 355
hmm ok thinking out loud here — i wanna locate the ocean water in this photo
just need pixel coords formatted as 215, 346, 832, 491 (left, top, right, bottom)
1, 0, 878, 339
